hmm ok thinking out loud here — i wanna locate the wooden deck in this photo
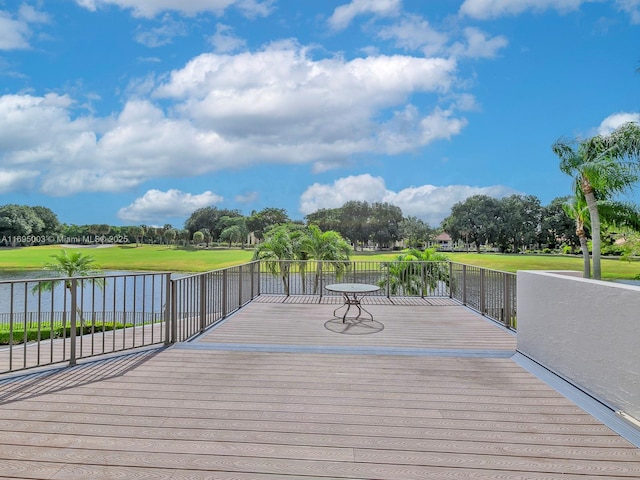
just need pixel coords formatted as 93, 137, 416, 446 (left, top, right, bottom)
0, 298, 639, 479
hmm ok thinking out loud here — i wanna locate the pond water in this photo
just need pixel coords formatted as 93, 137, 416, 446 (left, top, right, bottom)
0, 270, 176, 316
612, 279, 640, 287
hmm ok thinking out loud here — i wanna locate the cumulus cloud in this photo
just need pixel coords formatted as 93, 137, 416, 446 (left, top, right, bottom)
0, 14, 30, 50
75, 0, 273, 18
0, 169, 39, 192
300, 175, 390, 214
117, 189, 223, 223
616, 0, 640, 23
0, 93, 95, 168
299, 174, 518, 225
459, 0, 640, 22
387, 184, 519, 225
459, 0, 590, 19
235, 191, 259, 203
0, 4, 50, 51
154, 42, 461, 158
134, 16, 187, 47
375, 14, 507, 60
449, 27, 508, 58
377, 14, 448, 54
208, 23, 246, 53
597, 111, 640, 135
328, 0, 402, 30
18, 5, 50, 24
0, 41, 469, 196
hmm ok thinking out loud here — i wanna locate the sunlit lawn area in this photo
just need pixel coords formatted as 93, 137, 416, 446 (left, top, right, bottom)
0, 245, 638, 279
446, 252, 640, 279
0, 245, 254, 272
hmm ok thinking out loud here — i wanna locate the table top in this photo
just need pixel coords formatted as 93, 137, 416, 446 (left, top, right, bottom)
325, 283, 381, 294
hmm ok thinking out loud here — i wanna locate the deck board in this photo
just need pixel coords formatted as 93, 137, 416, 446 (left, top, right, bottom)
0, 301, 639, 479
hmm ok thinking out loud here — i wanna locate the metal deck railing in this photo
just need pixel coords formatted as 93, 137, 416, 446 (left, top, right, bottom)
0, 260, 516, 374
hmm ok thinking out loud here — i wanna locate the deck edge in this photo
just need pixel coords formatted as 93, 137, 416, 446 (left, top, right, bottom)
513, 351, 640, 448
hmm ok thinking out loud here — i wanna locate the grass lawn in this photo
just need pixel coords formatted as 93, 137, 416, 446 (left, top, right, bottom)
0, 245, 638, 279
0, 245, 255, 272
445, 252, 640, 279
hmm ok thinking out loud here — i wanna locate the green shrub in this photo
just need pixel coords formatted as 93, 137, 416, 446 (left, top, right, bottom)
601, 244, 624, 256
562, 245, 573, 255
0, 322, 133, 345
0, 328, 56, 345
53, 322, 132, 338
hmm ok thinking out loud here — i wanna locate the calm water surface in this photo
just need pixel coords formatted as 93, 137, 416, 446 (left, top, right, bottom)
0, 270, 179, 314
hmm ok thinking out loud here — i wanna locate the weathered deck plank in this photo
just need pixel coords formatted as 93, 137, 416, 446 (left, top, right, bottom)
0, 301, 638, 479
198, 301, 516, 351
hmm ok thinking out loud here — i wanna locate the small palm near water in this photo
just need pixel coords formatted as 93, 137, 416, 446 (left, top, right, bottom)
34, 250, 104, 330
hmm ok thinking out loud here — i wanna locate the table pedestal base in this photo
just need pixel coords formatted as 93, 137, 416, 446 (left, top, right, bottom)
333, 293, 374, 323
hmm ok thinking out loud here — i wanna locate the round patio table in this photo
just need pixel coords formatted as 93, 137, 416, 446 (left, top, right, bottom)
325, 283, 380, 323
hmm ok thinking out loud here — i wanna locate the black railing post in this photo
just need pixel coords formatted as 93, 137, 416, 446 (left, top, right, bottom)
462, 264, 467, 306
222, 269, 228, 317
238, 265, 243, 308
69, 278, 77, 367
170, 277, 178, 344
250, 262, 255, 299
480, 268, 486, 315
386, 263, 391, 299
165, 274, 172, 345
319, 261, 323, 302
503, 272, 511, 328
199, 273, 207, 333
256, 261, 261, 297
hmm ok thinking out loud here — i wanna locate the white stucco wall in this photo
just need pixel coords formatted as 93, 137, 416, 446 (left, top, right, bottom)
517, 271, 640, 420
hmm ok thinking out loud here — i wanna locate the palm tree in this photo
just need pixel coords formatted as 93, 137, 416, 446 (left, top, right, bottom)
562, 195, 591, 278
299, 225, 352, 293
34, 250, 104, 326
253, 225, 299, 295
563, 190, 640, 278
380, 248, 449, 296
553, 122, 640, 279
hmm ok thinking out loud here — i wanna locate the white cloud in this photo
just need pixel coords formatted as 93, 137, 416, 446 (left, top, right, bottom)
300, 175, 390, 214
0, 42, 469, 196
117, 189, 223, 223
0, 12, 31, 50
18, 5, 50, 24
0, 169, 38, 192
235, 191, 259, 203
0, 5, 50, 51
154, 42, 461, 159
299, 174, 518, 225
597, 112, 640, 135
0, 93, 93, 165
459, 0, 592, 19
449, 27, 508, 58
377, 14, 448, 54
75, 0, 272, 18
616, 0, 640, 23
135, 16, 187, 47
208, 23, 246, 53
375, 14, 506, 60
328, 0, 402, 30
386, 184, 518, 225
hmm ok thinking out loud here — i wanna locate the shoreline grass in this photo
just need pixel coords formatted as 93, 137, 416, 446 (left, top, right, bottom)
0, 245, 638, 279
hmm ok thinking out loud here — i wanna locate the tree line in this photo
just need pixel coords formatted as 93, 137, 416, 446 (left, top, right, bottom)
0, 194, 605, 253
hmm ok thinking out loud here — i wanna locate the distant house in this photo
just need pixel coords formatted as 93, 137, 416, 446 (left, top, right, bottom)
434, 232, 452, 250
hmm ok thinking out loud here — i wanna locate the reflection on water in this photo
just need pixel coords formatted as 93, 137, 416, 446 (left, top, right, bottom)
0, 270, 174, 315
613, 279, 640, 286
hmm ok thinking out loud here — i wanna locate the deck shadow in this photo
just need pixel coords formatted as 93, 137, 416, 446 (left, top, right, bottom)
0, 347, 163, 404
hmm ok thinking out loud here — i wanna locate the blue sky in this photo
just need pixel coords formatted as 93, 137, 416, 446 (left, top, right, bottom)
1, 0, 639, 228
